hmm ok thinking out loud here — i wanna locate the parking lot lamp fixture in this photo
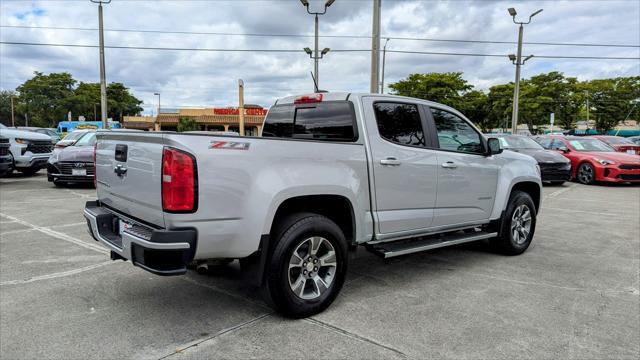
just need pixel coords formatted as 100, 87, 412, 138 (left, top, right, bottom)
508, 7, 543, 134
301, 0, 335, 92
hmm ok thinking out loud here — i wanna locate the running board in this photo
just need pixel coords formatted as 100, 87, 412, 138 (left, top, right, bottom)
366, 230, 497, 258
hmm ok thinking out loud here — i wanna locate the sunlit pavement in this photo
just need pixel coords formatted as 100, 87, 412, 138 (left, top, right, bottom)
1, 173, 638, 359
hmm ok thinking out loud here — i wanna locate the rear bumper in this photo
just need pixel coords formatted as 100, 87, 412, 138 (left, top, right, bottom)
84, 201, 197, 276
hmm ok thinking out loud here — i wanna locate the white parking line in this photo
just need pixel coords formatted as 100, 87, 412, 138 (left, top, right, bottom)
0, 213, 108, 254
0, 261, 114, 286
543, 207, 619, 217
544, 183, 575, 199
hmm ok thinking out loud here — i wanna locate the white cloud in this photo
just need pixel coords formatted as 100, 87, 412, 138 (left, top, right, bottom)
1, 0, 638, 115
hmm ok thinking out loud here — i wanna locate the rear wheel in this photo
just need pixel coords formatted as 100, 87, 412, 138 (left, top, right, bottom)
576, 163, 595, 185
490, 190, 537, 255
263, 213, 348, 318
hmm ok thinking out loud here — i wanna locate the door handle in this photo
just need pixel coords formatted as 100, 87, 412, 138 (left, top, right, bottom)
441, 161, 457, 169
114, 164, 128, 177
380, 157, 401, 166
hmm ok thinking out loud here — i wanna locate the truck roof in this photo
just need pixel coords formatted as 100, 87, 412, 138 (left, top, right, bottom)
274, 92, 462, 114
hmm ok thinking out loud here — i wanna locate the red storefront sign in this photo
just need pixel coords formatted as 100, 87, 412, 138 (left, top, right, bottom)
213, 108, 267, 116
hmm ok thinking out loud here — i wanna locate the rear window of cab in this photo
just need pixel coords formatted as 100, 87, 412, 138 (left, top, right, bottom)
262, 101, 358, 142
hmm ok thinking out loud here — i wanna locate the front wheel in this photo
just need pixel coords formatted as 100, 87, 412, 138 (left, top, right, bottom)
576, 163, 595, 185
490, 190, 537, 255
263, 213, 348, 318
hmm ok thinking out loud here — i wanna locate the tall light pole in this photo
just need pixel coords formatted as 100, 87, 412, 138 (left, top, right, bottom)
508, 7, 542, 134
300, 0, 335, 92
91, 0, 111, 129
380, 38, 390, 94
370, 0, 381, 93
154, 92, 160, 131
238, 80, 245, 136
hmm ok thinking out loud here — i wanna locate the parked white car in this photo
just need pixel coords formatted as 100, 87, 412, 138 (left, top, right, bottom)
0, 124, 53, 175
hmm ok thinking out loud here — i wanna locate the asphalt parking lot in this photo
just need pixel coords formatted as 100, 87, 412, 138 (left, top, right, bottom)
1, 173, 638, 359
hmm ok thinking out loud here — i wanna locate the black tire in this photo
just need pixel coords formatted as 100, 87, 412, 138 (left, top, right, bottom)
490, 190, 537, 255
263, 213, 348, 318
576, 162, 595, 185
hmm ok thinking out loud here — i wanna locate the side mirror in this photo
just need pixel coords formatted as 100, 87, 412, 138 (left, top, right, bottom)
558, 146, 570, 153
486, 138, 503, 156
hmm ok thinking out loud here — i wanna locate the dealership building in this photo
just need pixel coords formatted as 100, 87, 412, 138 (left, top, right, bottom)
123, 105, 267, 135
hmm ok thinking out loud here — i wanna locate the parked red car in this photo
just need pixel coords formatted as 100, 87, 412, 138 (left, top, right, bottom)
534, 135, 640, 184
589, 135, 640, 156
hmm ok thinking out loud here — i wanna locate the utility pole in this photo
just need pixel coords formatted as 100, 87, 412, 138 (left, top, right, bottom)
507, 7, 542, 134
238, 79, 245, 136
10, 95, 15, 127
154, 92, 161, 131
380, 38, 390, 93
91, 0, 111, 129
370, 0, 381, 93
300, 0, 334, 92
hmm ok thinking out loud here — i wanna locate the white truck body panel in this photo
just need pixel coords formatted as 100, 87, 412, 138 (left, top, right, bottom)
90, 93, 541, 263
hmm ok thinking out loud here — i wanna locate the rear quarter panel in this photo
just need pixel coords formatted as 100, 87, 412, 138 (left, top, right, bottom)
161, 134, 371, 259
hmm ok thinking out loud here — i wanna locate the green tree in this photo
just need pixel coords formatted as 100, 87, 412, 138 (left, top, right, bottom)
459, 90, 495, 132
66, 82, 101, 121
106, 82, 143, 122
583, 76, 640, 132
389, 72, 473, 109
487, 83, 514, 131
177, 117, 199, 132
16, 72, 76, 127
0, 90, 22, 126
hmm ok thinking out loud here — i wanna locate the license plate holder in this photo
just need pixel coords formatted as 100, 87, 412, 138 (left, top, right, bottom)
72, 169, 87, 176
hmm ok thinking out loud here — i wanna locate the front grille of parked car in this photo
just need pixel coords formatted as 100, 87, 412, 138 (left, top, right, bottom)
0, 138, 9, 144
539, 162, 571, 172
26, 140, 53, 154
0, 145, 8, 156
619, 164, 640, 170
617, 174, 640, 180
56, 162, 95, 175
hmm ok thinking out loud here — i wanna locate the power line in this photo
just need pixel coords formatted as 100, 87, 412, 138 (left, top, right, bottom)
1, 41, 639, 60
2, 24, 639, 48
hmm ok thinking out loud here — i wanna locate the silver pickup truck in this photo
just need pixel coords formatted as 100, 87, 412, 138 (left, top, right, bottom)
85, 93, 541, 317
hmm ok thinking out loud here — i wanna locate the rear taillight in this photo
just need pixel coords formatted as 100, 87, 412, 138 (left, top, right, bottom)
162, 147, 197, 213
294, 93, 323, 104
93, 143, 97, 188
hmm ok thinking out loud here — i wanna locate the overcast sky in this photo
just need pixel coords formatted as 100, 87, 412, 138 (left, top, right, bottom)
1, 0, 639, 115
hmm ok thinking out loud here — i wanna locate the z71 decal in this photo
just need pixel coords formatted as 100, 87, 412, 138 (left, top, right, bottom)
209, 141, 250, 150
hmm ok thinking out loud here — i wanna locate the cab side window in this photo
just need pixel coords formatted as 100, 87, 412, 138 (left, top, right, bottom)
431, 108, 483, 154
373, 102, 425, 147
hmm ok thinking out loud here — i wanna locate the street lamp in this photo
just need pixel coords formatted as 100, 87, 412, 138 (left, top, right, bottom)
90, 0, 111, 129
300, 0, 335, 92
508, 7, 542, 134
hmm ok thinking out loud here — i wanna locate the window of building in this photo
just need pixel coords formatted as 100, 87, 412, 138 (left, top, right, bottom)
373, 102, 425, 147
431, 108, 483, 154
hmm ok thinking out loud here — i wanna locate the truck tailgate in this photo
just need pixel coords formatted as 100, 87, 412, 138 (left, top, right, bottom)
95, 131, 165, 228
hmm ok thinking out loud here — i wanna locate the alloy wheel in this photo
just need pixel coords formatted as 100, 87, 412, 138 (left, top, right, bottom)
578, 164, 594, 184
288, 236, 337, 300
511, 204, 532, 245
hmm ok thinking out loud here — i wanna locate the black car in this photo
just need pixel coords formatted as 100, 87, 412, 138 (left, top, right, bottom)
47, 131, 96, 186
494, 134, 571, 184
0, 136, 12, 176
